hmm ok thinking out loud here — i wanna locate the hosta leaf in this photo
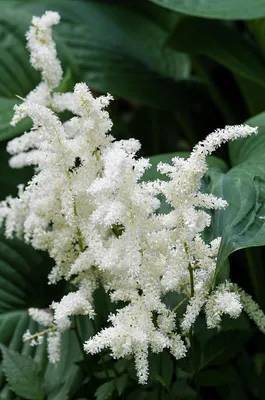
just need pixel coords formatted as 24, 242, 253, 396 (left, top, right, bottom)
127, 1, 180, 33
0, 10, 39, 142
0, 236, 47, 395
149, 0, 265, 20
229, 115, 265, 166
0, 235, 83, 398
235, 76, 265, 117
167, 18, 265, 89
207, 165, 265, 284
202, 114, 265, 283
1, 345, 43, 400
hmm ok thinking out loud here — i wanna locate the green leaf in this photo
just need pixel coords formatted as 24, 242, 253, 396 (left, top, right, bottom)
172, 379, 196, 399
0, 236, 46, 394
47, 383, 69, 400
0, 99, 31, 142
0, 233, 70, 397
202, 114, 265, 282
167, 18, 265, 89
0, 345, 43, 400
44, 329, 83, 399
200, 331, 252, 370
234, 76, 265, 117
95, 380, 116, 400
149, 0, 265, 20
126, 1, 180, 33
197, 365, 238, 387
207, 166, 265, 283
161, 352, 173, 388
0, 9, 39, 142
229, 115, 265, 167
116, 374, 128, 396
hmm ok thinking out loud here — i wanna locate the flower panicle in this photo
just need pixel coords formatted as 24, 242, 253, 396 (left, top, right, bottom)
1, 10, 264, 384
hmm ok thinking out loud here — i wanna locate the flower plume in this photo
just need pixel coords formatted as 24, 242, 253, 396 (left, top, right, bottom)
1, 10, 264, 384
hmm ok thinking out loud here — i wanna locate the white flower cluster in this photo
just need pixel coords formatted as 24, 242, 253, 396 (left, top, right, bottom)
1, 11, 264, 383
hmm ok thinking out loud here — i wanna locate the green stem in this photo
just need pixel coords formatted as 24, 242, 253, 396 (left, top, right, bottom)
73, 202, 85, 252
188, 264, 195, 297
24, 326, 56, 341
172, 296, 189, 313
185, 244, 200, 398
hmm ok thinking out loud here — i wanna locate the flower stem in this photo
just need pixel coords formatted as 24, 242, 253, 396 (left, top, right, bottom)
24, 326, 56, 341
172, 296, 189, 313
188, 264, 195, 297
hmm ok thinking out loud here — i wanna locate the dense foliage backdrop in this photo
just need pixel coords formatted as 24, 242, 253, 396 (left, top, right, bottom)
1, 0, 265, 399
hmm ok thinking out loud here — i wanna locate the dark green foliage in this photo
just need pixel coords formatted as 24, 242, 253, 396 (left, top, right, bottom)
1, 0, 265, 399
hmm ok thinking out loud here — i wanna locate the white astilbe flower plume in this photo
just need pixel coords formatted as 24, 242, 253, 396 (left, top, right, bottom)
205, 282, 242, 329
2, 10, 265, 384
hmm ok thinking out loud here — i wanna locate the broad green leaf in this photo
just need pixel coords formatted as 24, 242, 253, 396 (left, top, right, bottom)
167, 18, 265, 89
47, 383, 69, 400
149, 0, 265, 20
95, 380, 116, 400
0, 234, 70, 397
0, 236, 47, 395
207, 166, 265, 283
0, 235, 83, 398
199, 331, 252, 370
247, 18, 265, 59
1, 345, 43, 400
203, 114, 265, 282
229, 115, 265, 166
235, 76, 265, 117
116, 374, 128, 396
125, 1, 180, 32
0, 11, 38, 141
44, 330, 83, 400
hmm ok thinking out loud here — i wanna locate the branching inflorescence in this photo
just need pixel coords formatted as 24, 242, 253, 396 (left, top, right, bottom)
0, 11, 264, 384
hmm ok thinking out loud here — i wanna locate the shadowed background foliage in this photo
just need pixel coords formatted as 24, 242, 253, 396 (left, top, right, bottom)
1, 1, 265, 399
